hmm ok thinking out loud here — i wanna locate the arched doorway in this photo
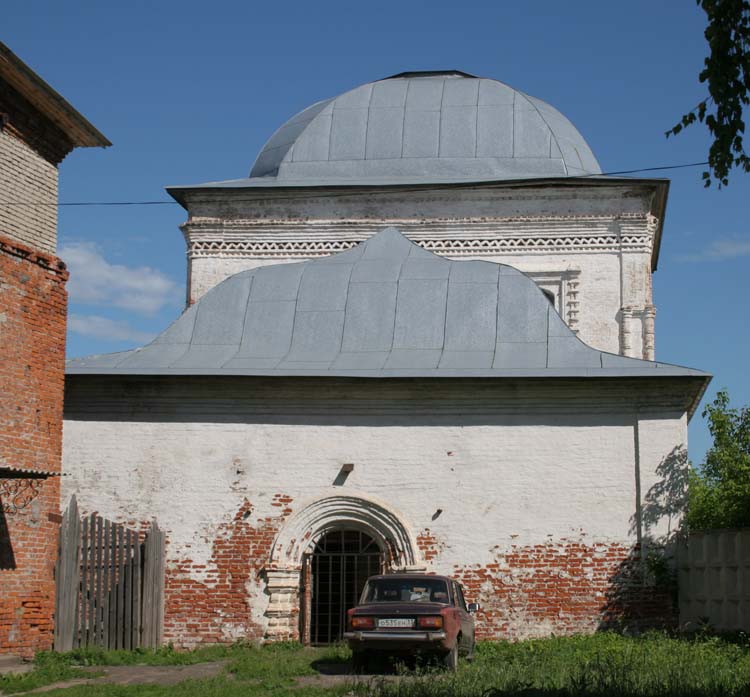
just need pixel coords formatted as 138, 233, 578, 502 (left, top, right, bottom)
264, 494, 424, 643
302, 529, 384, 644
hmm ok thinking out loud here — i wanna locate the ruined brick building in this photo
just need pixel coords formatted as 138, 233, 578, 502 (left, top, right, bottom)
0, 43, 109, 656
63, 71, 709, 645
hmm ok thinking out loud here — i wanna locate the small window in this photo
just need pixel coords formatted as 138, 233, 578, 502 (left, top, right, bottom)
453, 581, 468, 611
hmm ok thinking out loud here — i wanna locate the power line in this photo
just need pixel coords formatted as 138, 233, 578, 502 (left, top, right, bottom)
0, 200, 177, 207
0, 160, 711, 207
590, 161, 709, 176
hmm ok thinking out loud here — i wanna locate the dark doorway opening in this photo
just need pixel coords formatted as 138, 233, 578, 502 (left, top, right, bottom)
302, 529, 384, 645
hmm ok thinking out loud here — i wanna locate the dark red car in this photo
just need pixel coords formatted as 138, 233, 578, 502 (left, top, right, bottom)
344, 573, 479, 671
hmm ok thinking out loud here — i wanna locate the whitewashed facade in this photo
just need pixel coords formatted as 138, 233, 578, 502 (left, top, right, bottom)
63, 72, 707, 646
180, 180, 663, 360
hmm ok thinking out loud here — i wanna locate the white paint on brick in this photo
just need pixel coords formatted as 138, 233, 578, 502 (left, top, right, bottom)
0, 131, 58, 253
178, 182, 661, 359
62, 378, 689, 635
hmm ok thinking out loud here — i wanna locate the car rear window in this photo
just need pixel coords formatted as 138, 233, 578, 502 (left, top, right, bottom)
361, 578, 450, 603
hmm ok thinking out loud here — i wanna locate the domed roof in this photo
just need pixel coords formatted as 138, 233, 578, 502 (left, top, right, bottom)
67, 228, 706, 382
249, 71, 601, 184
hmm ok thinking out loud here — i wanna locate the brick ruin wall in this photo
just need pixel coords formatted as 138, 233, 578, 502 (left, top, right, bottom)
0, 235, 68, 656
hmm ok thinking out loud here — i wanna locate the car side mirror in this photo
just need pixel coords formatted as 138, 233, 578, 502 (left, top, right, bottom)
467, 602, 480, 613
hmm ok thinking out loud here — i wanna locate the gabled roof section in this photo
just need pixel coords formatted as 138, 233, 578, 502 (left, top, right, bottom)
68, 228, 709, 384
0, 42, 111, 149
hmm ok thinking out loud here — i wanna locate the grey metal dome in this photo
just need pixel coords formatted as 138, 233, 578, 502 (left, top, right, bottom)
250, 71, 602, 184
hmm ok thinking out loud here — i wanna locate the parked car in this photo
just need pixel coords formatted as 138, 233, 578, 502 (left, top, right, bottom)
344, 573, 479, 671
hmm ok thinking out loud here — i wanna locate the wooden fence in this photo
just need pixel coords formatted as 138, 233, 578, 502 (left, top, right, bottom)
677, 528, 750, 631
54, 496, 166, 651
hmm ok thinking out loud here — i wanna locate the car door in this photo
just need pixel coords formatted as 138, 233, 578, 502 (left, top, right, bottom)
451, 581, 474, 654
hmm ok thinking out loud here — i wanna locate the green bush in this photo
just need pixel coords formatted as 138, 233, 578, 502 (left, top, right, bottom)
687, 389, 750, 531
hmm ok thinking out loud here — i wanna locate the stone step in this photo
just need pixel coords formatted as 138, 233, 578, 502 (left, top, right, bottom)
0, 653, 33, 675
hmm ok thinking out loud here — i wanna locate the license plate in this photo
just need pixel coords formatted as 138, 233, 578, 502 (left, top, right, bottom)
377, 618, 414, 628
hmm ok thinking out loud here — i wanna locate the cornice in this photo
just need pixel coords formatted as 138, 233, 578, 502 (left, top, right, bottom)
0, 232, 68, 279
183, 216, 655, 261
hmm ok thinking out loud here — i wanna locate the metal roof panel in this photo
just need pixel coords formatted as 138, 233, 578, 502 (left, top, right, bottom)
66, 228, 710, 387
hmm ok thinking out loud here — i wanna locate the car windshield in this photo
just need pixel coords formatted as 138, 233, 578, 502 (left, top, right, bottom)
361, 578, 450, 604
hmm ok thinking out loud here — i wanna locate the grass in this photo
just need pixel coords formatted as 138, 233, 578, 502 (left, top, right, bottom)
1, 676, 349, 697
0, 653, 91, 695
0, 642, 349, 694
3, 632, 750, 696
351, 631, 750, 697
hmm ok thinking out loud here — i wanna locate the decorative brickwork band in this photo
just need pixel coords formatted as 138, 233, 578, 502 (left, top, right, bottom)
186, 233, 654, 259
0, 233, 68, 280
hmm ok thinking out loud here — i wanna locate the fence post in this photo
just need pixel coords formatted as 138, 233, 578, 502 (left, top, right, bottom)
141, 520, 165, 648
54, 496, 81, 651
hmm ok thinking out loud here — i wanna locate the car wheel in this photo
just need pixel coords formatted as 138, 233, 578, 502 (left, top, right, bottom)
352, 651, 369, 674
443, 643, 458, 672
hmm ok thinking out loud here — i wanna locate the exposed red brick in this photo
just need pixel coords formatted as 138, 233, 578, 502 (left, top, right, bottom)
0, 235, 68, 657
162, 496, 294, 648
416, 528, 444, 562
452, 539, 675, 640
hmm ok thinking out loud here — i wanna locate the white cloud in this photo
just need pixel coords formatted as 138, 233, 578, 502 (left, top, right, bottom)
68, 314, 155, 344
60, 242, 181, 315
680, 237, 750, 262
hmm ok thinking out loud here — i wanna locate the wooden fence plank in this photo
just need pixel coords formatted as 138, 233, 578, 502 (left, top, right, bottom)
142, 524, 151, 647
117, 525, 125, 650
111, 520, 118, 650
124, 529, 133, 650
80, 513, 89, 646
133, 533, 142, 648
87, 514, 96, 647
55, 501, 164, 651
102, 519, 110, 649
156, 524, 165, 646
95, 515, 103, 646
54, 496, 80, 651
142, 520, 161, 647
72, 503, 81, 649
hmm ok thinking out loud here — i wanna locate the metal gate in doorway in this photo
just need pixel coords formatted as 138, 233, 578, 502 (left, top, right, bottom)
302, 529, 384, 644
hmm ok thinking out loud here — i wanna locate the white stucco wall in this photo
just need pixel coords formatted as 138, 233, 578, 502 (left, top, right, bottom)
62, 377, 692, 642
178, 181, 663, 359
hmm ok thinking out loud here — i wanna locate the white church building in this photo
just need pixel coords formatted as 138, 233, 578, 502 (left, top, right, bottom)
63, 71, 709, 646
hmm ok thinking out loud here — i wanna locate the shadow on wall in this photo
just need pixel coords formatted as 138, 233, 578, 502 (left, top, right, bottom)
599, 546, 677, 632
599, 445, 689, 631
0, 495, 17, 569
639, 445, 690, 547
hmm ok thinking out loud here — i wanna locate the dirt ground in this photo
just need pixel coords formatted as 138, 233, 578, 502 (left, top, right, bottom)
11, 660, 399, 694
17, 662, 229, 694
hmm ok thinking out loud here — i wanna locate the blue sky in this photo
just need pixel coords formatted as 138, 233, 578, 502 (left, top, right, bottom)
5, 0, 749, 463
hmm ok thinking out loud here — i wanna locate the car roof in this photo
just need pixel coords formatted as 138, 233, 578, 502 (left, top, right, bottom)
366, 573, 455, 583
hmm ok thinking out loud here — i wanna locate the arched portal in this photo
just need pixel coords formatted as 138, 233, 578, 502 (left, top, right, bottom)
264, 493, 424, 642
304, 529, 384, 645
